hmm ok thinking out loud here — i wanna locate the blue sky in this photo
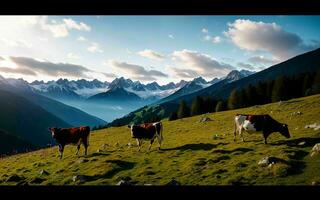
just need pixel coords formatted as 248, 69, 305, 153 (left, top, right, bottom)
0, 15, 319, 85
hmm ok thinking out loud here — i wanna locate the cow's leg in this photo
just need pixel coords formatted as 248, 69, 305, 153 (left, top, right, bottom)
263, 132, 268, 144
59, 144, 64, 159
136, 139, 142, 151
156, 135, 162, 150
148, 139, 154, 151
81, 137, 89, 156
239, 126, 245, 142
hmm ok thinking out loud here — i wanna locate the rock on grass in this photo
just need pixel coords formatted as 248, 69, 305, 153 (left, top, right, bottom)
311, 143, 320, 157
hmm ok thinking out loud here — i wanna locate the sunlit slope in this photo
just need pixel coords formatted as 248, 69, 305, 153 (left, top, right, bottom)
1, 94, 320, 185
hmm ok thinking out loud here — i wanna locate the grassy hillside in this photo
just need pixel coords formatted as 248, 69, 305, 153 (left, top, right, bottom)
0, 94, 320, 185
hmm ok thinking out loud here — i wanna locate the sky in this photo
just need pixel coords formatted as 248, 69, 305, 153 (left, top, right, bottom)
0, 15, 319, 85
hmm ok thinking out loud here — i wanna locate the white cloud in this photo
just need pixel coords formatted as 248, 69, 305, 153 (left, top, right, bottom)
202, 28, 208, 33
77, 36, 87, 42
106, 60, 168, 81
20, 16, 91, 38
138, 49, 165, 61
0, 38, 33, 48
225, 19, 318, 60
248, 55, 279, 65
169, 67, 200, 79
168, 34, 174, 39
237, 62, 255, 70
212, 36, 221, 44
171, 49, 235, 78
63, 19, 91, 31
8, 56, 92, 78
87, 42, 103, 53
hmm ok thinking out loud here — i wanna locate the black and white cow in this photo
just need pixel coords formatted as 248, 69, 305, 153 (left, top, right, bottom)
128, 122, 163, 151
234, 114, 290, 144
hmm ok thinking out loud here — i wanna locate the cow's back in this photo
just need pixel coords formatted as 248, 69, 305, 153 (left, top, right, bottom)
58, 127, 89, 144
134, 124, 156, 139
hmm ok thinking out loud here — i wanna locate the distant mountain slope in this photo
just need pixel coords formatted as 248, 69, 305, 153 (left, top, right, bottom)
0, 129, 35, 155
157, 70, 254, 105
176, 47, 320, 103
108, 48, 320, 126
0, 78, 106, 127
87, 86, 141, 103
158, 77, 212, 104
0, 89, 71, 147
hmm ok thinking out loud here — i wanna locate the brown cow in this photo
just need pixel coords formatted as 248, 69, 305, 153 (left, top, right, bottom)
128, 122, 163, 151
49, 126, 90, 159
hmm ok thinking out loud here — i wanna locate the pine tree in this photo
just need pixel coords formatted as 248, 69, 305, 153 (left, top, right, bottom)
191, 96, 204, 116
271, 76, 288, 102
302, 74, 313, 96
177, 100, 190, 119
238, 89, 248, 108
312, 70, 320, 94
215, 101, 226, 112
168, 112, 178, 121
256, 81, 268, 104
245, 84, 258, 107
228, 89, 241, 110
203, 97, 217, 113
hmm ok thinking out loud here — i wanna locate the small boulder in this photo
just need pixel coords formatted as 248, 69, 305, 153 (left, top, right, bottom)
77, 159, 89, 164
258, 156, 272, 167
199, 117, 213, 123
310, 143, 320, 157
116, 180, 131, 186
298, 141, 306, 146
72, 175, 86, 183
96, 149, 103, 153
305, 123, 320, 131
212, 134, 220, 140
39, 169, 50, 176
101, 144, 108, 149
312, 181, 319, 185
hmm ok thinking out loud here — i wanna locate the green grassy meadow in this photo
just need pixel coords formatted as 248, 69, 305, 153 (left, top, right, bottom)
0, 94, 320, 185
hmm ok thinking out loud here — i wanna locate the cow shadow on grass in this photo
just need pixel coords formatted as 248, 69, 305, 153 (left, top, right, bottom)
79, 160, 135, 182
211, 147, 253, 155
163, 143, 218, 151
266, 156, 306, 176
269, 137, 320, 148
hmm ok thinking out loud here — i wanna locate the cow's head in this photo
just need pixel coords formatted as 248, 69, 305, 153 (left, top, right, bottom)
127, 124, 137, 138
48, 127, 60, 139
280, 124, 290, 138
